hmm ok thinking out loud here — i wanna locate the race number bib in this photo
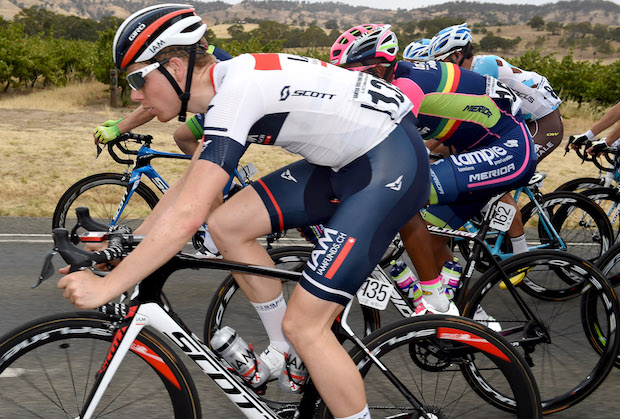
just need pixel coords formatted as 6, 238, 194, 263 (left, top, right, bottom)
489, 200, 517, 232
352, 72, 409, 120
485, 76, 522, 116
357, 276, 394, 310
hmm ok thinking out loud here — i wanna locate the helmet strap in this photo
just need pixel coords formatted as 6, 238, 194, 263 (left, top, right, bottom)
153, 44, 198, 122
384, 61, 397, 83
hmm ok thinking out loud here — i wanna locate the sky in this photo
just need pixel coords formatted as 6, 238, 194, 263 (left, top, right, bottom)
219, 0, 620, 11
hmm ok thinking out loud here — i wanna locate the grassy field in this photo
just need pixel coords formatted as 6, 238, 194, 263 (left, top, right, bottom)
0, 80, 614, 217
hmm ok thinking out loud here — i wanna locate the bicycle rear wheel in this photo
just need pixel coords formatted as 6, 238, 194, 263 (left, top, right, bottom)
460, 250, 620, 414
314, 315, 542, 418
0, 312, 200, 418
53, 172, 159, 240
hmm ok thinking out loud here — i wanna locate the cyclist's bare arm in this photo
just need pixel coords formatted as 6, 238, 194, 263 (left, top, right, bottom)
173, 122, 201, 155
58, 159, 230, 309
95, 106, 155, 143
426, 138, 451, 157
592, 101, 620, 138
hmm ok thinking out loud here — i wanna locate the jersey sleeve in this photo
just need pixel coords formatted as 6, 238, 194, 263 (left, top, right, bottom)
392, 77, 424, 118
198, 59, 267, 174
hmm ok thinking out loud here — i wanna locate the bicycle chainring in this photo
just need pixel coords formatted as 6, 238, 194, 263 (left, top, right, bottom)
408, 338, 453, 372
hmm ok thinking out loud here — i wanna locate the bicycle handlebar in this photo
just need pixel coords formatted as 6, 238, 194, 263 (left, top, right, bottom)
564, 135, 618, 172
100, 132, 154, 165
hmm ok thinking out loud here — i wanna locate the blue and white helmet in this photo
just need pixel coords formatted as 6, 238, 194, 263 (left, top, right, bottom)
403, 38, 431, 62
428, 23, 472, 61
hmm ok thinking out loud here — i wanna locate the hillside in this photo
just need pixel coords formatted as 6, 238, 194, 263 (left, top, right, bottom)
1, 0, 618, 27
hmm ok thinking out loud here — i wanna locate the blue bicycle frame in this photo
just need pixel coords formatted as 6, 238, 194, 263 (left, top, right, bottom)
459, 185, 567, 260
109, 139, 251, 227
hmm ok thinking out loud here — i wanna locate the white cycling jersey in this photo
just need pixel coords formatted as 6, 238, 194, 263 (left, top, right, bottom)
471, 55, 561, 121
202, 53, 414, 171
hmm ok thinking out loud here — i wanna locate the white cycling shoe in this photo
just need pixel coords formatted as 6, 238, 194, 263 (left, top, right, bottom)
413, 298, 460, 316
472, 305, 502, 332
260, 344, 285, 381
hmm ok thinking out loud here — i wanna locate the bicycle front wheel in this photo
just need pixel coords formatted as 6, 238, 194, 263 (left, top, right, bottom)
52, 172, 159, 238
521, 191, 613, 263
315, 315, 542, 418
461, 250, 620, 414
0, 312, 200, 418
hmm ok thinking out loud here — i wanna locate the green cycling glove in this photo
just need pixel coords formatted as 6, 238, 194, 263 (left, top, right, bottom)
94, 118, 123, 144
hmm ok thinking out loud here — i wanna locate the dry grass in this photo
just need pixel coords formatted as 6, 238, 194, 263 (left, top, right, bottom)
0, 81, 614, 217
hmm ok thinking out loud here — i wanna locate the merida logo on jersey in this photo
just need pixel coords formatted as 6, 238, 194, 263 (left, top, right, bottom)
306, 228, 356, 278
469, 163, 515, 182
450, 146, 508, 167
463, 105, 492, 118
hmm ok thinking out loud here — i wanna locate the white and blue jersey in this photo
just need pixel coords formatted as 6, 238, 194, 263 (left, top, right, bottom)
471, 55, 561, 121
197, 53, 429, 305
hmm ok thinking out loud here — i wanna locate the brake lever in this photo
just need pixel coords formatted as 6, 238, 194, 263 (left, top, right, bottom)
33, 248, 58, 288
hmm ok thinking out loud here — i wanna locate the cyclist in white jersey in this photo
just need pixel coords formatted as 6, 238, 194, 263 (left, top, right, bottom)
429, 23, 563, 161
57, 5, 430, 418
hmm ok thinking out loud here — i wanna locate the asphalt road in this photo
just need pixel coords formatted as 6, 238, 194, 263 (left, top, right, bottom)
1, 217, 620, 418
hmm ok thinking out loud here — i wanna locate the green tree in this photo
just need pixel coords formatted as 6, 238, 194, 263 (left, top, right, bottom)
546, 21, 563, 35
227, 24, 244, 38
303, 25, 330, 47
527, 16, 545, 31
324, 19, 338, 30
417, 17, 465, 38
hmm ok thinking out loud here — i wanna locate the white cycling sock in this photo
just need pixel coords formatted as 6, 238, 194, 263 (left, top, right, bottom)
251, 293, 289, 354
510, 234, 528, 254
420, 276, 450, 311
334, 405, 370, 419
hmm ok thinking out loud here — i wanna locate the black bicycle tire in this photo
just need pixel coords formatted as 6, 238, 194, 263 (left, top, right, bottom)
52, 172, 160, 230
554, 177, 607, 193
314, 315, 542, 418
595, 240, 620, 288
0, 311, 201, 418
520, 190, 613, 264
460, 250, 620, 414
203, 246, 381, 346
581, 187, 620, 244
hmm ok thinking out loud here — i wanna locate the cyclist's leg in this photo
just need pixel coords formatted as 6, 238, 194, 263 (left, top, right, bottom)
208, 160, 337, 361
423, 123, 537, 246
527, 107, 564, 161
284, 122, 430, 416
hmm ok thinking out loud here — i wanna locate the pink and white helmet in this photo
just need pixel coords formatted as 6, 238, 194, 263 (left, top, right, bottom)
330, 24, 399, 66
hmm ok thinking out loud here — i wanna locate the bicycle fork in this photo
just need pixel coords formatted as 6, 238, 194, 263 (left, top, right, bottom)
79, 302, 278, 419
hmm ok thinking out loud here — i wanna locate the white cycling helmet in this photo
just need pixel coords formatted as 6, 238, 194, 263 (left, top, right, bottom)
403, 38, 431, 62
113, 3, 207, 71
113, 4, 208, 122
428, 23, 472, 61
